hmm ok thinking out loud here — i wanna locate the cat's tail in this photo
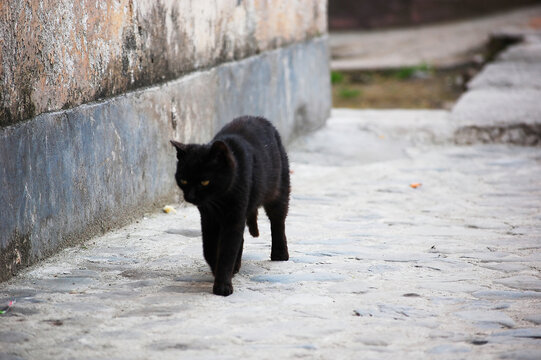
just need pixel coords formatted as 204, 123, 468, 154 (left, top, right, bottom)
247, 211, 259, 237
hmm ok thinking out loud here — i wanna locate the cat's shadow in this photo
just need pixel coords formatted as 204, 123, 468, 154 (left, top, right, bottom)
159, 273, 214, 294
121, 268, 213, 294
165, 228, 202, 238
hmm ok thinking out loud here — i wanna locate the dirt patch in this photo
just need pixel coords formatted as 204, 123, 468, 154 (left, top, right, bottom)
331, 66, 478, 109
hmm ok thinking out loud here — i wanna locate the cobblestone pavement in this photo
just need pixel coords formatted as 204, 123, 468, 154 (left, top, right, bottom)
1, 109, 540, 359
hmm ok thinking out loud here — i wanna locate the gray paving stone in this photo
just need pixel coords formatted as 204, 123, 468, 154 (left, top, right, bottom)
0, 331, 30, 344
493, 328, 541, 339
468, 62, 541, 90
472, 290, 541, 300
427, 344, 471, 354
500, 350, 541, 360
453, 88, 541, 127
495, 276, 541, 292
0, 354, 26, 360
455, 310, 516, 328
497, 42, 541, 63
524, 314, 541, 325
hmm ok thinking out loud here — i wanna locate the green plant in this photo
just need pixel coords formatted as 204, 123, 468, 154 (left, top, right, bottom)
331, 71, 345, 84
338, 88, 361, 99
393, 63, 432, 80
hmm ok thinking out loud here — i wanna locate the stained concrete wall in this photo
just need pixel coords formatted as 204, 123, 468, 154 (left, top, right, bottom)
0, 1, 331, 280
0, 0, 327, 127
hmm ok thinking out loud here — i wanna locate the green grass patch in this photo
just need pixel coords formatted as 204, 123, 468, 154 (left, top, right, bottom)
331, 71, 345, 84
392, 63, 432, 80
338, 88, 361, 99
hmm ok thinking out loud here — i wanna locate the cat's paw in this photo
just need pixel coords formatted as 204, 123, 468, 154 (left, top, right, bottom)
271, 250, 289, 261
213, 281, 233, 296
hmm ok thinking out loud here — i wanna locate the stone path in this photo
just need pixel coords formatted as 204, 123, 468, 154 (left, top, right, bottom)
330, 5, 541, 70
1, 109, 540, 359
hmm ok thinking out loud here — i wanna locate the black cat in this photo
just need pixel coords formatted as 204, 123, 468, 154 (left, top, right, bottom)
170, 116, 290, 296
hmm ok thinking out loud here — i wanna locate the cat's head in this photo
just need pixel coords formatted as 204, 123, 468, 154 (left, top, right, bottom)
170, 140, 236, 206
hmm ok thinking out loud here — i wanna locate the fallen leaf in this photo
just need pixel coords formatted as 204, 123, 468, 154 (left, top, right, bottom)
163, 205, 177, 214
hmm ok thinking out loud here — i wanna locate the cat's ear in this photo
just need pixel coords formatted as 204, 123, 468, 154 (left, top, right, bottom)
170, 140, 187, 159
209, 141, 235, 169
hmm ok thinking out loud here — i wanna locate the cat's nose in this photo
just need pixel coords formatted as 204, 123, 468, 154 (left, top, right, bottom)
184, 189, 197, 204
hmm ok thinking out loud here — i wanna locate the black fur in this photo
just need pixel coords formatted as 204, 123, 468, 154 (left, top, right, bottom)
171, 116, 290, 296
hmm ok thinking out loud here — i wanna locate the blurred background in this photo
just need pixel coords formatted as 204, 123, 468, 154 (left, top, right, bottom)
327, 0, 541, 109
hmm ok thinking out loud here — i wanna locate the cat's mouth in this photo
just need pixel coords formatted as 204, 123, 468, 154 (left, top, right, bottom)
184, 196, 200, 205
183, 192, 203, 206
181, 188, 198, 205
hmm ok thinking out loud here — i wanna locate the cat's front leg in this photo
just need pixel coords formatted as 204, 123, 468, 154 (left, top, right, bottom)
213, 221, 245, 296
201, 212, 220, 275
233, 238, 244, 274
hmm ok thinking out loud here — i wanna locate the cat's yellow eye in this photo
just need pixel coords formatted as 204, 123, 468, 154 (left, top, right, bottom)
180, 179, 187, 185
201, 180, 210, 186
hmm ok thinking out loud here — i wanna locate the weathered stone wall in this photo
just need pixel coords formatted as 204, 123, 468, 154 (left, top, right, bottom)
0, 1, 331, 281
0, 0, 327, 126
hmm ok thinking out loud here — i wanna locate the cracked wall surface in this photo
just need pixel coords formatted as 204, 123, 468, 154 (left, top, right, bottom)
0, 0, 327, 126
